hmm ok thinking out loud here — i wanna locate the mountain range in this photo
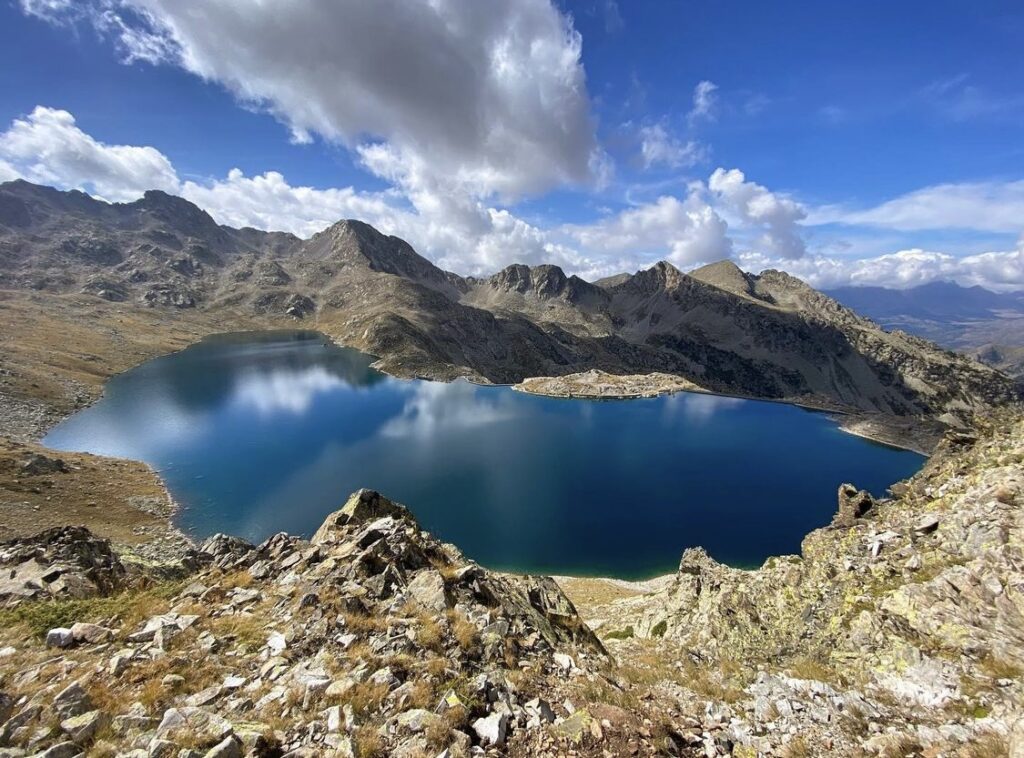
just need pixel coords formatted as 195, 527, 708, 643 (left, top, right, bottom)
0, 179, 1017, 439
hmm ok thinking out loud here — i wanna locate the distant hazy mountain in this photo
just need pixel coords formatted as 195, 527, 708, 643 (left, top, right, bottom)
826, 282, 1024, 379
825, 282, 1024, 323
0, 179, 1017, 423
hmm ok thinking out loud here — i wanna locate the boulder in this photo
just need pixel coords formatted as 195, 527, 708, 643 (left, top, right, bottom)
45, 628, 75, 649
70, 622, 114, 645
406, 569, 447, 612
60, 710, 106, 743
202, 736, 241, 758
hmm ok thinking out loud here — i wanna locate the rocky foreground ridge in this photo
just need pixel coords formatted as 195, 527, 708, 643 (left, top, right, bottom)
1, 411, 1023, 756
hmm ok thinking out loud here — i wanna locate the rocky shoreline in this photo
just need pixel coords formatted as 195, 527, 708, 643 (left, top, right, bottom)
514, 369, 941, 454
513, 370, 706, 399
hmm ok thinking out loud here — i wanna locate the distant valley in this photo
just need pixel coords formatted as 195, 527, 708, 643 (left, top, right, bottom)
826, 281, 1024, 379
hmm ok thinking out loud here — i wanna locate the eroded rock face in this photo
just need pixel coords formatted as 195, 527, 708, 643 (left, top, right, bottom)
834, 482, 876, 526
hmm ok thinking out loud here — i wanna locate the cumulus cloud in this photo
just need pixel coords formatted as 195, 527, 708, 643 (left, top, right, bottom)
179, 170, 407, 239
638, 124, 706, 169
689, 80, 719, 124
709, 168, 807, 258
810, 179, 1024, 233
27, 0, 600, 203
563, 192, 732, 268
738, 241, 1024, 292
9, 105, 1017, 291
0, 106, 180, 202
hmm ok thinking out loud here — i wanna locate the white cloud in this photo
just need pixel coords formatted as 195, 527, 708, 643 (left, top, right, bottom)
179, 169, 408, 239
30, 0, 601, 203
738, 241, 1024, 292
0, 160, 19, 184
563, 191, 732, 268
603, 0, 624, 33
638, 124, 705, 169
709, 168, 807, 259
231, 367, 349, 415
380, 380, 518, 438
18, 0, 75, 21
9, 104, 1017, 292
810, 179, 1024, 233
0, 106, 180, 202
688, 80, 719, 124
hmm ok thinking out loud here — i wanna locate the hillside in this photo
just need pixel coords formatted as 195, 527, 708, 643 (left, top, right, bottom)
0, 179, 1017, 452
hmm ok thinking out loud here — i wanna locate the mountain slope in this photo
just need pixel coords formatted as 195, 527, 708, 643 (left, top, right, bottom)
0, 180, 1017, 436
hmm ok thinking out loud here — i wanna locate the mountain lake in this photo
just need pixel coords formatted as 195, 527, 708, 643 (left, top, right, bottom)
44, 330, 925, 579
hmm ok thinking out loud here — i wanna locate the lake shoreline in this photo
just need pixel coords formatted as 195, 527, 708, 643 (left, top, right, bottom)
6, 317, 934, 573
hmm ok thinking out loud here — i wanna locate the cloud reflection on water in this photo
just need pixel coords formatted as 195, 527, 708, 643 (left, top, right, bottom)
380, 380, 521, 438
661, 392, 745, 424
230, 366, 353, 415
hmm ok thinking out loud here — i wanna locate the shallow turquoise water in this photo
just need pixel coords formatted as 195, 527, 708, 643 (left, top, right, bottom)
44, 331, 925, 579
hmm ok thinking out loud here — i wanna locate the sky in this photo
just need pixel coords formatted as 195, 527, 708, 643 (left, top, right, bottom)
1, 0, 1023, 291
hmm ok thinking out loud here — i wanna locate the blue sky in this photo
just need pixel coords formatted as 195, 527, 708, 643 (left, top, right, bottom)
1, 0, 1023, 290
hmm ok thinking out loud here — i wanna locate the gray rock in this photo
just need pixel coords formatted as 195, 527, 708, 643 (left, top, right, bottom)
34, 742, 80, 758
60, 711, 105, 744
201, 737, 240, 758
69, 622, 113, 645
471, 712, 508, 748
52, 682, 92, 719
45, 628, 74, 649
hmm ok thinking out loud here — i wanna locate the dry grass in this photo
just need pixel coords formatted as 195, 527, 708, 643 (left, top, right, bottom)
207, 611, 268, 651
959, 731, 1009, 758
873, 733, 925, 757
415, 613, 445, 653
341, 610, 388, 636
616, 647, 748, 704
446, 610, 479, 654
219, 570, 255, 590
330, 681, 390, 717
978, 653, 1024, 681
782, 736, 812, 758
354, 725, 385, 758
788, 655, 840, 684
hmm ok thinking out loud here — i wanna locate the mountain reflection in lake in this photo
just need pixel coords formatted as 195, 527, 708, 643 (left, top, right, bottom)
45, 331, 925, 579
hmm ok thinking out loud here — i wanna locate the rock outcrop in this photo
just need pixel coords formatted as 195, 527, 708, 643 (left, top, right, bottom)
0, 490, 610, 757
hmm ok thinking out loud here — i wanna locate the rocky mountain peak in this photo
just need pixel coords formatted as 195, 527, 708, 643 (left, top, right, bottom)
305, 218, 459, 293
131, 190, 225, 242
617, 260, 684, 294
488, 263, 564, 296
689, 259, 759, 299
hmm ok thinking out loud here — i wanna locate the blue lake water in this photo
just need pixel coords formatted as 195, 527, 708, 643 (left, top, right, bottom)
44, 331, 925, 579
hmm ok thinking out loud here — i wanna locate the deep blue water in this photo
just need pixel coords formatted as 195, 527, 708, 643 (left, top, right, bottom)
44, 331, 924, 579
